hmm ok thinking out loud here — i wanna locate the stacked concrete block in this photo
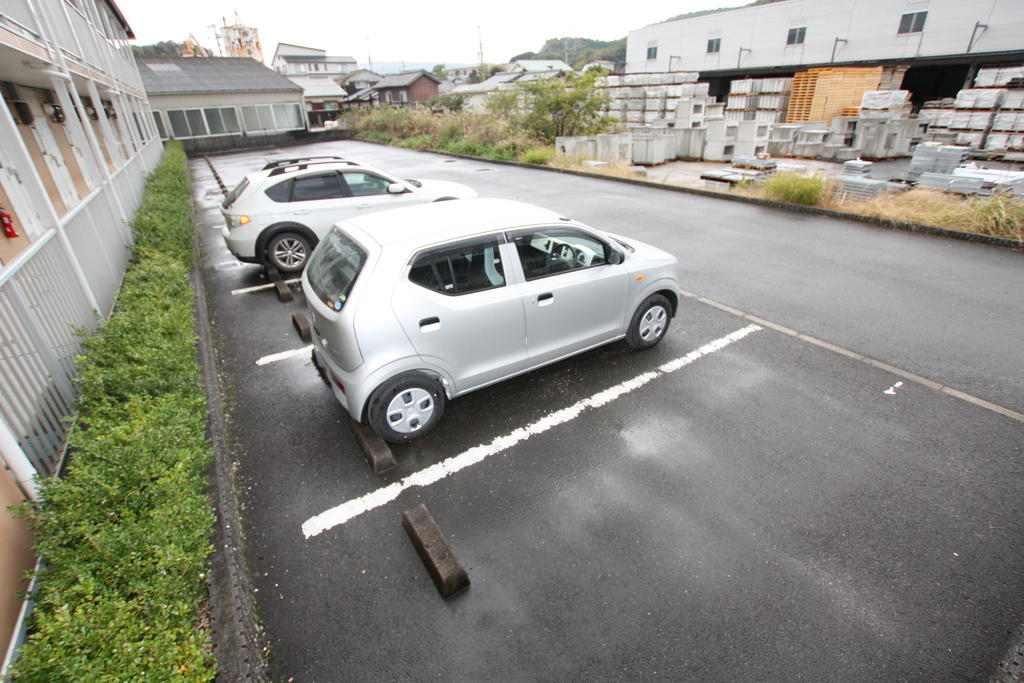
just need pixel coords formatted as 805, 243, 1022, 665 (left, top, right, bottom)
601, 73, 718, 130
906, 142, 969, 180
632, 136, 669, 165
974, 66, 1024, 88
839, 175, 888, 199
725, 77, 792, 124
854, 118, 921, 159
767, 124, 804, 156
842, 159, 874, 176
703, 118, 739, 161
596, 133, 632, 164
920, 76, 1024, 154
793, 128, 832, 158
732, 121, 770, 157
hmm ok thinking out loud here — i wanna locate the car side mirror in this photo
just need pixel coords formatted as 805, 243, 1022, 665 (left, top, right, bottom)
387, 183, 407, 194
608, 249, 624, 265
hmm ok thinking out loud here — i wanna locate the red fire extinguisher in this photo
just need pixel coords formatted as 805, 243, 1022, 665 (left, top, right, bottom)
1, 207, 19, 238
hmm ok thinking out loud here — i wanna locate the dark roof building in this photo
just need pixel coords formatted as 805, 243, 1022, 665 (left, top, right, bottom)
139, 57, 301, 94
139, 57, 306, 142
372, 70, 441, 106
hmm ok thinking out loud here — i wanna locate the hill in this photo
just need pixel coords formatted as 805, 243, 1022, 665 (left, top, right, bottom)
510, 37, 625, 70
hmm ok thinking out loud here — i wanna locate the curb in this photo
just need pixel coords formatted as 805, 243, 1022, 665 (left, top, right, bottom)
191, 221, 271, 680
358, 139, 1023, 251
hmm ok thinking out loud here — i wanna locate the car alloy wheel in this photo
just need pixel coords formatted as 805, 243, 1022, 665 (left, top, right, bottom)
267, 232, 311, 273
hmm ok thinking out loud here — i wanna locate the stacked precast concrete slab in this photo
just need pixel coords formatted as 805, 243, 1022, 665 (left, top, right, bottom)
919, 67, 1024, 155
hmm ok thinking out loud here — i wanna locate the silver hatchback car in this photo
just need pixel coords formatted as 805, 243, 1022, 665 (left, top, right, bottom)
302, 198, 679, 443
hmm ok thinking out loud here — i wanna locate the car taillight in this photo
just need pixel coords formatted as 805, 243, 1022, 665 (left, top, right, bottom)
329, 371, 345, 394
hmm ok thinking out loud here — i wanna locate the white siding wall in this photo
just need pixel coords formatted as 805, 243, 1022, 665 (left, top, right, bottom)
626, 0, 1024, 73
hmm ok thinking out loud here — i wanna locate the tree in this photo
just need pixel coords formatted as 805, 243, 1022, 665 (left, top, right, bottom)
432, 64, 447, 79
132, 41, 185, 57
513, 70, 613, 142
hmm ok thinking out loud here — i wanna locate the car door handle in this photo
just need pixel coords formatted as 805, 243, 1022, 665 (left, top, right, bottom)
419, 316, 441, 332
537, 293, 554, 306
356, 202, 371, 209
293, 208, 310, 215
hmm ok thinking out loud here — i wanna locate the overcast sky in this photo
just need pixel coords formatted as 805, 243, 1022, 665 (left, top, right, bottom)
115, 0, 749, 67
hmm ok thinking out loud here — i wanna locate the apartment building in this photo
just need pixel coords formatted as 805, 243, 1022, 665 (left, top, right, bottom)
0, 0, 160, 667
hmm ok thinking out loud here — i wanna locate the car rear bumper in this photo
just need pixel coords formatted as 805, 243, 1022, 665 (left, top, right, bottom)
222, 226, 258, 261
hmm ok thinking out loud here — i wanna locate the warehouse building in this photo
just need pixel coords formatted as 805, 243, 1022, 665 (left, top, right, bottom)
626, 0, 1024, 105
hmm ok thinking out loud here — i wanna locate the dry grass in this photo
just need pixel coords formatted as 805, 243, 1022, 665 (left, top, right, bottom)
828, 187, 1024, 241
548, 157, 650, 180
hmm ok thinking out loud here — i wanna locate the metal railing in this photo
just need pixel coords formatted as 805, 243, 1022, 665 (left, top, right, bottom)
0, 138, 161, 478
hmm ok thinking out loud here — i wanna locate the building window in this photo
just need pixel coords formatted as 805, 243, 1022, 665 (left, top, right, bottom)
786, 27, 806, 45
898, 11, 927, 34
707, 38, 721, 53
646, 45, 657, 60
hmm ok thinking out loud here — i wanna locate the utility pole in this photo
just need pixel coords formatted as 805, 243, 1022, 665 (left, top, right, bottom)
477, 26, 484, 73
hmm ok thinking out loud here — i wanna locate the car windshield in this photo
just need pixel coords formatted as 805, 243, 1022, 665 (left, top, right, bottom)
306, 228, 367, 311
222, 177, 249, 209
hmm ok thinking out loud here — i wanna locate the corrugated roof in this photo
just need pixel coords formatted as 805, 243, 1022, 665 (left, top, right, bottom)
139, 57, 303, 95
512, 59, 573, 72
451, 72, 522, 94
287, 75, 348, 98
376, 70, 440, 89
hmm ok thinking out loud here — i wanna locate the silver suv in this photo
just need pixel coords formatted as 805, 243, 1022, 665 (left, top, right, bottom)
302, 198, 679, 442
220, 159, 476, 272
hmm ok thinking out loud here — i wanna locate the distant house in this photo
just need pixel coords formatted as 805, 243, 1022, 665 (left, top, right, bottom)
582, 60, 615, 73
373, 71, 441, 107
452, 72, 525, 113
139, 57, 305, 142
344, 85, 379, 110
447, 65, 480, 82
271, 43, 356, 77
510, 59, 573, 73
451, 69, 569, 113
339, 69, 382, 95
287, 75, 348, 127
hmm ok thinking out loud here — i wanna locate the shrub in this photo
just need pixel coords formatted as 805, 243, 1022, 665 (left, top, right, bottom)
12, 142, 216, 681
969, 194, 1024, 240
764, 172, 829, 206
520, 146, 556, 165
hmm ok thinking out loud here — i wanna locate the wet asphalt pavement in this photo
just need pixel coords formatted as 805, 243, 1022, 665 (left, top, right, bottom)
191, 141, 1024, 681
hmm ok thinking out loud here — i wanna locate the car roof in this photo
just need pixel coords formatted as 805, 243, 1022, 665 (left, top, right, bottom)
342, 198, 572, 248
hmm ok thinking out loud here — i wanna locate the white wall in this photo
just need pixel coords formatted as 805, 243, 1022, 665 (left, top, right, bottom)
626, 0, 1024, 73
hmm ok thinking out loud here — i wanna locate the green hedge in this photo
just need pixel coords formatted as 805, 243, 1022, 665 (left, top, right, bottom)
12, 142, 216, 681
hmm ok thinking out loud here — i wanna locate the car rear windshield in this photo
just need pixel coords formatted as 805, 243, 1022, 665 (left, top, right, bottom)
306, 228, 367, 312
222, 177, 249, 209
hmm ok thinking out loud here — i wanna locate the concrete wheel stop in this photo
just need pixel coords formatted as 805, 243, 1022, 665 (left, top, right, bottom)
349, 420, 396, 473
264, 265, 292, 302
291, 311, 311, 342
401, 503, 470, 599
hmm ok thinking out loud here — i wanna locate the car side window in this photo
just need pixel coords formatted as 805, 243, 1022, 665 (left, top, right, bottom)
341, 171, 394, 197
409, 237, 505, 296
264, 179, 292, 202
512, 227, 609, 281
291, 172, 345, 202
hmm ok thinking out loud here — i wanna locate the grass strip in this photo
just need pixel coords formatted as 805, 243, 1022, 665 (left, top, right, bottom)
11, 141, 216, 681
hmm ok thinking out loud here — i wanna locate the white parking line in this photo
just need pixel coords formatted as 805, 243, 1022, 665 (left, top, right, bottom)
232, 279, 301, 295
677, 287, 1024, 424
255, 345, 314, 366
301, 323, 762, 539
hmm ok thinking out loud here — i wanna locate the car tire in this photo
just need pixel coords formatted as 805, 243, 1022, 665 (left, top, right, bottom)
266, 231, 312, 273
625, 294, 672, 350
367, 372, 446, 443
